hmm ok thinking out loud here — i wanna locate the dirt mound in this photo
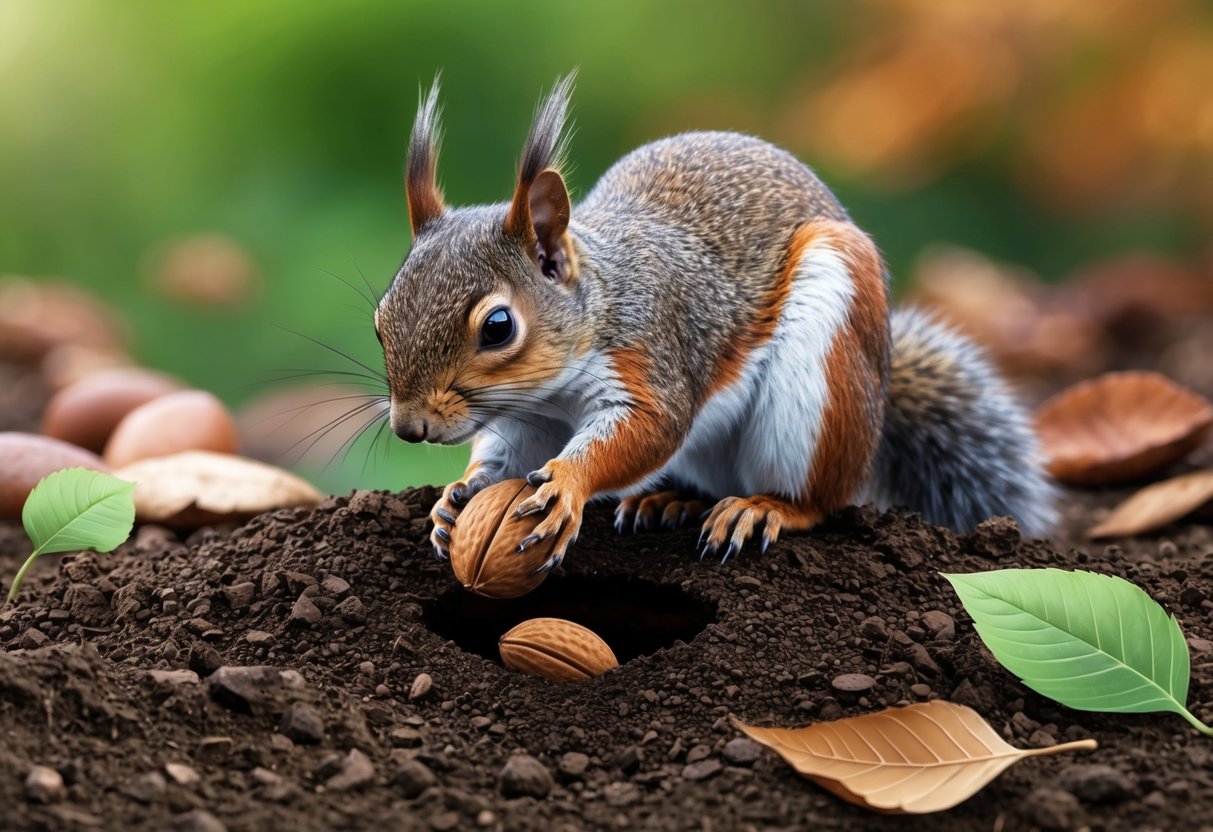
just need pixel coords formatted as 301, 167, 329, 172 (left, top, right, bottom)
2, 484, 1211, 831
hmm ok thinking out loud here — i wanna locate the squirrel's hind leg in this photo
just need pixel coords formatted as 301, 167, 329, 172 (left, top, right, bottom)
698, 495, 822, 563
614, 491, 708, 534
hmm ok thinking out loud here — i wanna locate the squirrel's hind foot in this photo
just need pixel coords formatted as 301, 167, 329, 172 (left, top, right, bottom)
614, 491, 707, 534
699, 496, 821, 563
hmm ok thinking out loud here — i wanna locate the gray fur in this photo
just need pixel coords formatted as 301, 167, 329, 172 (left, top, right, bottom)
517, 73, 575, 184
865, 309, 1058, 536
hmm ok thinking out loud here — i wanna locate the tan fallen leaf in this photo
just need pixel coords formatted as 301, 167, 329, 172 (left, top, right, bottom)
114, 450, 323, 528
1035, 371, 1213, 486
732, 701, 1097, 814
1089, 469, 1213, 539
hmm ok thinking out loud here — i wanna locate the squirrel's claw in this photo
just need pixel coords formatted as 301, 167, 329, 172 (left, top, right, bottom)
698, 497, 798, 563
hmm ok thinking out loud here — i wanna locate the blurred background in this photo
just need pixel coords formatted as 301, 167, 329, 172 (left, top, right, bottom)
3, 0, 1212, 495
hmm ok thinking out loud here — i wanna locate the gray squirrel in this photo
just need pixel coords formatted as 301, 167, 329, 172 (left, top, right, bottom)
372, 75, 1056, 570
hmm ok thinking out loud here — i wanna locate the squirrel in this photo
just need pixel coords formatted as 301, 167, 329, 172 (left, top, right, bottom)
374, 75, 1057, 570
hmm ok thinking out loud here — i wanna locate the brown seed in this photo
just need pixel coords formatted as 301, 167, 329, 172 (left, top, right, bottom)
498, 617, 618, 682
0, 432, 111, 520
42, 368, 183, 453
1035, 371, 1213, 486
448, 479, 556, 599
104, 390, 239, 468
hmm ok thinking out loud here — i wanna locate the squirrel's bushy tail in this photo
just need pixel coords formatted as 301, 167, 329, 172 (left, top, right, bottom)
865, 309, 1057, 537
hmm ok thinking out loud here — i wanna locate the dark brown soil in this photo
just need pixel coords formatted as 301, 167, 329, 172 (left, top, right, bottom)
2, 476, 1212, 831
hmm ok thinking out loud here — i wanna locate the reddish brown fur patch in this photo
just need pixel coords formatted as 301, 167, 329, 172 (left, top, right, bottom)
406, 163, 445, 236
548, 347, 681, 500
704, 225, 805, 399
807, 222, 889, 515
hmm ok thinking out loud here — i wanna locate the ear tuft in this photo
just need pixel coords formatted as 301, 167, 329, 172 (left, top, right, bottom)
504, 72, 576, 241
406, 76, 447, 236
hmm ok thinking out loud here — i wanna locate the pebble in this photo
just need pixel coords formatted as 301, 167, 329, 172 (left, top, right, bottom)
222, 582, 256, 609
164, 763, 201, 786
1022, 786, 1084, 831
290, 594, 322, 625
614, 745, 643, 773
245, 630, 275, 646
685, 744, 711, 764
920, 610, 955, 641
172, 809, 228, 832
910, 683, 931, 698
721, 738, 762, 766
831, 673, 877, 694
390, 727, 424, 748
1057, 764, 1135, 804
208, 665, 292, 712
409, 672, 433, 701
325, 749, 375, 791
20, 628, 49, 649
25, 766, 65, 803
148, 669, 200, 686
334, 596, 367, 624
681, 759, 723, 781
251, 767, 282, 786
393, 759, 437, 798
557, 751, 590, 781
428, 812, 460, 831
279, 703, 325, 745
859, 617, 888, 640
498, 754, 552, 799
602, 781, 640, 807
196, 736, 233, 763
123, 770, 167, 803
321, 575, 350, 597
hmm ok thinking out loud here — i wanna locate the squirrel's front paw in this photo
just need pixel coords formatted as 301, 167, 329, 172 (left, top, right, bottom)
514, 463, 586, 572
429, 475, 489, 560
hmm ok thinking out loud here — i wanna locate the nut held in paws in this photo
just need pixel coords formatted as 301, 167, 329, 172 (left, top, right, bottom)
498, 617, 619, 682
448, 479, 556, 598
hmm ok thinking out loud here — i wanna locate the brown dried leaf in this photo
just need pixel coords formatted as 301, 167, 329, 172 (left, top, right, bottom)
1090, 469, 1213, 539
732, 701, 1097, 814
114, 450, 323, 528
1035, 371, 1213, 486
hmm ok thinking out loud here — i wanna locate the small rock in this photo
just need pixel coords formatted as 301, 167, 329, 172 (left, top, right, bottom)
557, 751, 590, 781
390, 727, 423, 748
334, 596, 366, 624
123, 770, 167, 803
321, 575, 350, 597
222, 582, 256, 609
429, 812, 460, 831
1023, 786, 1084, 831
831, 673, 877, 694
279, 703, 325, 745
148, 669, 200, 686
614, 745, 643, 774
325, 749, 375, 791
208, 666, 291, 712
409, 672, 433, 701
187, 643, 223, 677
164, 763, 200, 786
910, 683, 932, 698
313, 752, 344, 780
859, 617, 888, 641
682, 759, 723, 781
25, 766, 65, 803
499, 754, 552, 799
920, 610, 955, 641
722, 738, 762, 766
290, 594, 323, 625
603, 781, 640, 806
196, 736, 233, 763
251, 767, 281, 786
1057, 764, 1134, 804
685, 744, 711, 764
245, 630, 275, 646
393, 759, 437, 798
19, 628, 49, 650
172, 809, 228, 832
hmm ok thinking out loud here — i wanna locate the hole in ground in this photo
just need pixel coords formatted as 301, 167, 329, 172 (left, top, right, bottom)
422, 575, 717, 665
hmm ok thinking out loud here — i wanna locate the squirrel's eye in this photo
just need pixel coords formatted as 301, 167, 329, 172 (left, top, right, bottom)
479, 307, 515, 349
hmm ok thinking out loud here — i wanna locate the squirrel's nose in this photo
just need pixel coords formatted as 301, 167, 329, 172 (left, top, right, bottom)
396, 418, 429, 443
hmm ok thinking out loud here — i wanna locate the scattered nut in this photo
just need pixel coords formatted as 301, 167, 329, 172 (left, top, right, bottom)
498, 617, 619, 682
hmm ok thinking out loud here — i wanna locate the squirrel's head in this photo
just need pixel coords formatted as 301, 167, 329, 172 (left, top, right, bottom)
376, 75, 581, 445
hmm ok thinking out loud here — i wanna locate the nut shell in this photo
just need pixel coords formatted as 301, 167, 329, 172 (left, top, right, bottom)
449, 479, 556, 599
1035, 371, 1213, 486
498, 617, 619, 682
104, 390, 239, 467
42, 368, 182, 453
0, 432, 111, 519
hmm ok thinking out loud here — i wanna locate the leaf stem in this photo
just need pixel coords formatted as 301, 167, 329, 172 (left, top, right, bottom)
1021, 738, 1099, 757
6, 542, 47, 605
1179, 707, 1213, 737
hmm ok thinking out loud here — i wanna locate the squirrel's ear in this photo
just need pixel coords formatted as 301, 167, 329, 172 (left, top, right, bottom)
504, 73, 577, 283
527, 169, 573, 282
406, 79, 446, 236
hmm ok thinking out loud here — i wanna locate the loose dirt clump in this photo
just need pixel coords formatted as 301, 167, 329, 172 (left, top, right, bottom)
2, 482, 1212, 831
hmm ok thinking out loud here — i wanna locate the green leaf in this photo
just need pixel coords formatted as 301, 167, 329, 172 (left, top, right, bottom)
8, 468, 135, 603
944, 568, 1212, 736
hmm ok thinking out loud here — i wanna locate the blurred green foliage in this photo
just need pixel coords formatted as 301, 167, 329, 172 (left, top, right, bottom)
1, 1, 1206, 494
